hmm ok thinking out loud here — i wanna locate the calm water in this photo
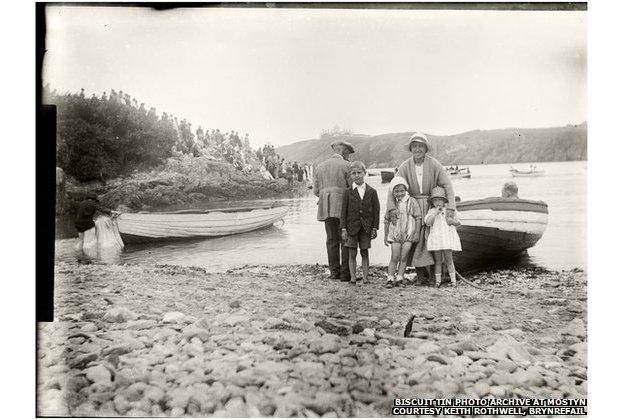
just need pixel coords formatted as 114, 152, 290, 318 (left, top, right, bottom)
56, 161, 586, 272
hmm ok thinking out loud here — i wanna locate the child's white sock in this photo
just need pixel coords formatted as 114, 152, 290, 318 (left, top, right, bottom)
435, 273, 442, 286
449, 272, 457, 286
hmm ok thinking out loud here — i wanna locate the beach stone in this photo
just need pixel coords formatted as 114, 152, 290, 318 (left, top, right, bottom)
417, 341, 441, 354
349, 334, 376, 345
223, 313, 251, 327
490, 372, 515, 386
315, 319, 352, 336
448, 338, 482, 354
170, 407, 185, 417
182, 327, 210, 342
85, 365, 112, 384
298, 320, 315, 331
433, 380, 459, 396
126, 319, 157, 330
513, 369, 546, 388
162, 311, 186, 323
487, 336, 534, 364
379, 319, 392, 328
473, 381, 490, 397
263, 317, 289, 329
38, 388, 69, 416
309, 335, 341, 354
500, 328, 524, 338
407, 370, 427, 385
489, 385, 507, 397
81, 322, 98, 332
114, 368, 136, 387
303, 392, 345, 415
68, 352, 99, 369
113, 395, 130, 414
496, 359, 519, 373
102, 307, 138, 323
229, 300, 241, 308
144, 386, 165, 403
362, 328, 376, 337
426, 354, 450, 365
561, 318, 586, 339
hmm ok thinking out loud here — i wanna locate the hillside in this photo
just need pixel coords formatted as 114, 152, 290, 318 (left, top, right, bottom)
276, 124, 587, 167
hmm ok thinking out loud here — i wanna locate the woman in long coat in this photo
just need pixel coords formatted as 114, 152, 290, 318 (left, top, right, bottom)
386, 133, 456, 272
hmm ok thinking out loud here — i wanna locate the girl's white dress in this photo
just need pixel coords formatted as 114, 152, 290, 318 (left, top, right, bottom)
387, 195, 420, 243
425, 207, 462, 251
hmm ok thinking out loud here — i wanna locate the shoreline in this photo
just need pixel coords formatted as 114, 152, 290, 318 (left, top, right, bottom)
38, 262, 587, 416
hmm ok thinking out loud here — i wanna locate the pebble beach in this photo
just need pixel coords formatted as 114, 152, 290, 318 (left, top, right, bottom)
37, 262, 587, 417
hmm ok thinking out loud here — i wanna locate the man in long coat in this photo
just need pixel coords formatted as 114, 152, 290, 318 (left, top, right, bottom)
313, 140, 355, 280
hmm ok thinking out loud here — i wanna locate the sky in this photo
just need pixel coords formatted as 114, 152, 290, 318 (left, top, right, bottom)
43, 6, 586, 149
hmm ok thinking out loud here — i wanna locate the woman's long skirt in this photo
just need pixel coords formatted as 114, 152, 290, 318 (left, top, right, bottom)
407, 197, 435, 267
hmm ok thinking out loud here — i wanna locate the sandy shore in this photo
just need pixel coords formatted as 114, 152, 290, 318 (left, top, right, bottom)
37, 262, 587, 416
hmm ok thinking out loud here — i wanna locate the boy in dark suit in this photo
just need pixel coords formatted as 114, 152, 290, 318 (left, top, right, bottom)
340, 161, 380, 285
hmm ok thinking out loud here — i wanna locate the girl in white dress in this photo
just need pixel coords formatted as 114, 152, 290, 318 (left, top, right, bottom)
425, 186, 461, 287
384, 176, 421, 287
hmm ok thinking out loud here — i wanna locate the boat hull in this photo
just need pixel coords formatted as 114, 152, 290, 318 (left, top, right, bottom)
117, 206, 289, 243
511, 172, 545, 178
453, 198, 548, 271
449, 173, 471, 179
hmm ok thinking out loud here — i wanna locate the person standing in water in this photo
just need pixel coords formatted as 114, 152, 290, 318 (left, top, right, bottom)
74, 193, 120, 258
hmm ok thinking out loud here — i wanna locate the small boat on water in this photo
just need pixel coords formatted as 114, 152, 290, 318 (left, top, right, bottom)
117, 204, 289, 243
446, 167, 471, 179
509, 166, 545, 178
454, 197, 548, 272
381, 170, 395, 183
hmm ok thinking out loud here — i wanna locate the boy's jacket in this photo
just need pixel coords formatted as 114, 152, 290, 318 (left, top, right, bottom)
340, 184, 380, 235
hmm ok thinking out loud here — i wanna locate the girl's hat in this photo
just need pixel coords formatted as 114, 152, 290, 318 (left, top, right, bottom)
390, 175, 409, 192
428, 186, 447, 203
407, 132, 429, 152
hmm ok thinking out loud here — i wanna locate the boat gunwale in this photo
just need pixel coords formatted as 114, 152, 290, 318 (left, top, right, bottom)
456, 197, 548, 213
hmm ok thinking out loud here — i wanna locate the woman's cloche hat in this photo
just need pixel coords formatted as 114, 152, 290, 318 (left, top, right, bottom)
389, 175, 409, 192
428, 186, 448, 204
407, 132, 429, 152
330, 140, 355, 154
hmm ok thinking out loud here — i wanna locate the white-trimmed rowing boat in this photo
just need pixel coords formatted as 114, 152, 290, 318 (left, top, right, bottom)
117, 205, 289, 243
510, 168, 545, 177
447, 167, 472, 179
454, 197, 548, 271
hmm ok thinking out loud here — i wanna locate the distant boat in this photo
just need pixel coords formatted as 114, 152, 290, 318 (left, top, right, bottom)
509, 166, 545, 177
446, 167, 471, 179
381, 170, 395, 183
117, 205, 288, 243
454, 197, 548, 272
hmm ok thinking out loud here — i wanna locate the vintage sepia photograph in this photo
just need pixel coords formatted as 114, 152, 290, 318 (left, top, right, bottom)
36, 2, 588, 417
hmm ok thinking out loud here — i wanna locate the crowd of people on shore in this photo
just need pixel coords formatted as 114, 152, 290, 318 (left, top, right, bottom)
257, 153, 314, 185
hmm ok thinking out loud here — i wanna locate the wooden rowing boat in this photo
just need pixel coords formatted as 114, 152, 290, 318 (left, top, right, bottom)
381, 170, 395, 183
117, 205, 289, 243
447, 167, 471, 179
454, 197, 548, 271
509, 168, 545, 177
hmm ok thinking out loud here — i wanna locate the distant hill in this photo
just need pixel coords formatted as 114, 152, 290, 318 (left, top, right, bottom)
276, 123, 587, 167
